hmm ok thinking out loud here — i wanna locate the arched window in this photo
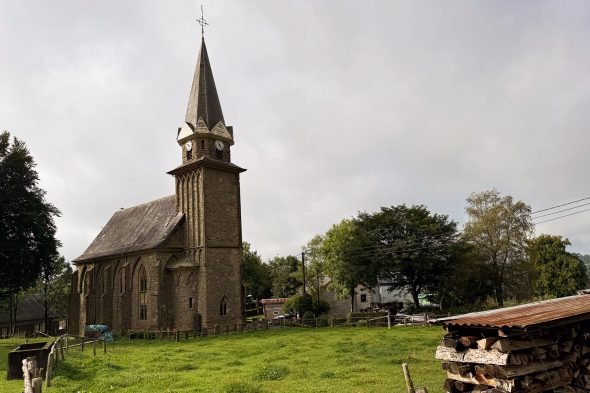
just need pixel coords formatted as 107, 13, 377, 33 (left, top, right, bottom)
138, 266, 148, 320
220, 296, 228, 316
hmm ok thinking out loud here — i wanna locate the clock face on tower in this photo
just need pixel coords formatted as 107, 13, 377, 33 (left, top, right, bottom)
185, 140, 193, 151
215, 140, 224, 151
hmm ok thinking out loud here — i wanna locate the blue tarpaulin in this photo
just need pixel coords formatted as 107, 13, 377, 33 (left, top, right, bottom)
84, 324, 114, 342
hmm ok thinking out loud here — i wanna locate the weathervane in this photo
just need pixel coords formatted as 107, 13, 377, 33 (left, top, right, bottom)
197, 5, 208, 37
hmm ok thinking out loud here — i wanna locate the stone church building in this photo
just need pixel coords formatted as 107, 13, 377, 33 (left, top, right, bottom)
69, 37, 245, 335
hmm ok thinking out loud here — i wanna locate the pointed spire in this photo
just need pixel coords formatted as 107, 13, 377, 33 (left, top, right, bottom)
185, 38, 225, 130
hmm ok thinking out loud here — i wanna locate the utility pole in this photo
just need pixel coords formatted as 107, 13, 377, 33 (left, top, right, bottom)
302, 250, 306, 295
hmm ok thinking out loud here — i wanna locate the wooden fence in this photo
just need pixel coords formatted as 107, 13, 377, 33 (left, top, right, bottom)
21, 333, 108, 392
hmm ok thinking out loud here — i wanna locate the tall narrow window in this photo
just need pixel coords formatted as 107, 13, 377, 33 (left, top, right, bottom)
220, 296, 228, 316
186, 148, 192, 161
139, 266, 148, 320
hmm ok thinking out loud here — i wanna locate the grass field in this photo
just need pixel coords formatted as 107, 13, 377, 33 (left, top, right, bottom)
1, 326, 445, 393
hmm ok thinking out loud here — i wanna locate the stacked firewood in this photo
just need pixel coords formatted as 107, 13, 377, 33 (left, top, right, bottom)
435, 322, 590, 392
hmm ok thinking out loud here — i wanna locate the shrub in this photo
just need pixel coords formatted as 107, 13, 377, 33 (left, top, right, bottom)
284, 293, 330, 316
317, 317, 330, 327
284, 293, 313, 316
302, 311, 315, 325
313, 298, 330, 315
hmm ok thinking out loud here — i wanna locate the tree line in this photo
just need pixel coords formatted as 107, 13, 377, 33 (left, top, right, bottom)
243, 189, 588, 315
0, 131, 70, 334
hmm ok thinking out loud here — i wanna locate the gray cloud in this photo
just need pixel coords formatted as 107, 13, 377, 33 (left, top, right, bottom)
2, 1, 589, 262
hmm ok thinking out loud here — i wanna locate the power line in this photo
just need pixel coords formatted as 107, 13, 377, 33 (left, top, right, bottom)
533, 207, 590, 225
532, 201, 590, 219
531, 196, 590, 215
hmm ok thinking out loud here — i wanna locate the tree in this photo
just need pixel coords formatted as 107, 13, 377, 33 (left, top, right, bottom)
440, 240, 495, 310
268, 255, 301, 298
355, 205, 459, 308
283, 292, 329, 317
0, 131, 61, 334
30, 255, 72, 332
291, 235, 328, 304
463, 189, 533, 307
241, 242, 271, 312
529, 235, 587, 298
321, 219, 370, 312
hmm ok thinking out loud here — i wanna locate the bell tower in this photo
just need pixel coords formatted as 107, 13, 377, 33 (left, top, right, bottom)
168, 36, 245, 328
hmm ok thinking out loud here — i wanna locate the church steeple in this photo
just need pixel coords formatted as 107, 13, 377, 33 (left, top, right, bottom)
185, 38, 225, 130
176, 36, 234, 165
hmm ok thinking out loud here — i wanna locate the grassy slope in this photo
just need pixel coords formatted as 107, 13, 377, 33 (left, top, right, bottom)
2, 327, 445, 393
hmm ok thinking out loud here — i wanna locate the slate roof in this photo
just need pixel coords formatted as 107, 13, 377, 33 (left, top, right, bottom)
0, 295, 60, 325
74, 195, 183, 262
185, 38, 225, 130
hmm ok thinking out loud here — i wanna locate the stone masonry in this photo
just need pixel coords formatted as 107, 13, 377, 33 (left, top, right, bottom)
69, 36, 246, 335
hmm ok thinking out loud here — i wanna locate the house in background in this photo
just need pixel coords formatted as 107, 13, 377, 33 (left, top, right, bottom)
0, 295, 67, 337
321, 279, 414, 317
261, 298, 289, 320
259, 281, 414, 320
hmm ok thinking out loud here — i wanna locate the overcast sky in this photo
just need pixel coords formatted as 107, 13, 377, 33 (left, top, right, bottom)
2, 1, 590, 262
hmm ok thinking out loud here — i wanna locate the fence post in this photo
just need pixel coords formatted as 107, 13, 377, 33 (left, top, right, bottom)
65, 335, 69, 353
387, 313, 391, 330
103, 339, 107, 354
81, 339, 84, 354
93, 339, 97, 356
402, 363, 416, 393
59, 339, 64, 360
45, 351, 54, 387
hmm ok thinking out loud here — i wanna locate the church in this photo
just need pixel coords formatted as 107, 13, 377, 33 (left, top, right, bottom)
68, 35, 245, 335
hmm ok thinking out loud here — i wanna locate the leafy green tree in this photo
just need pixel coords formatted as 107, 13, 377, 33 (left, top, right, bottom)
291, 235, 328, 304
268, 255, 301, 298
529, 235, 587, 298
283, 293, 329, 317
463, 189, 533, 307
321, 219, 371, 312
441, 240, 495, 310
0, 131, 61, 334
355, 205, 459, 308
30, 255, 72, 332
241, 242, 271, 312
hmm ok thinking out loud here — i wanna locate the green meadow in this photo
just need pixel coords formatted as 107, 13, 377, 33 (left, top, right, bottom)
1, 326, 445, 393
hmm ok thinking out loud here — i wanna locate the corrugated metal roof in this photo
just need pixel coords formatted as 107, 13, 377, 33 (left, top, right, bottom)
74, 195, 183, 262
436, 294, 590, 330
261, 298, 289, 304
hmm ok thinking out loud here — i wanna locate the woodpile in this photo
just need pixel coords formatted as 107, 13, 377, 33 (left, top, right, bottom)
435, 322, 590, 392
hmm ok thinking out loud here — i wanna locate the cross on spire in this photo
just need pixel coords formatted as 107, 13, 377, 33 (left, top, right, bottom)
197, 5, 208, 37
